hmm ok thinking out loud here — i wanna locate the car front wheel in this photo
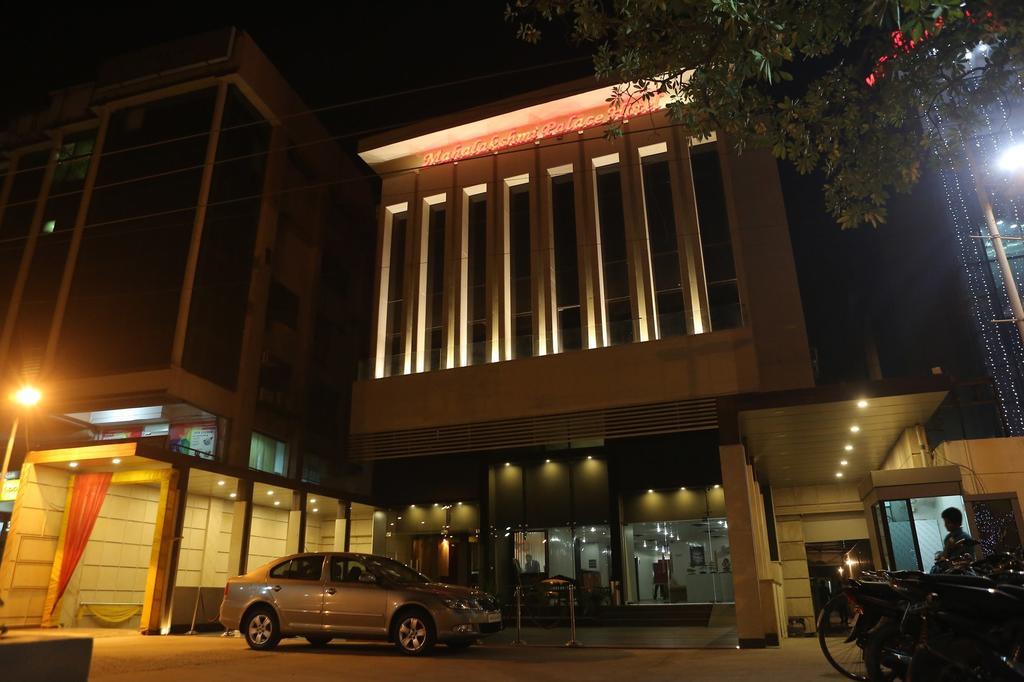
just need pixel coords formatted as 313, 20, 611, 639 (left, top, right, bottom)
243, 607, 281, 651
393, 610, 436, 656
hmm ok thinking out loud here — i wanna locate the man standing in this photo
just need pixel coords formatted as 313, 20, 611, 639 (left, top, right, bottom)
940, 507, 977, 561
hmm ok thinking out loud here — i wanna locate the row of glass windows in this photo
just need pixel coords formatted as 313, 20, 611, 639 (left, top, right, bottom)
377, 142, 740, 377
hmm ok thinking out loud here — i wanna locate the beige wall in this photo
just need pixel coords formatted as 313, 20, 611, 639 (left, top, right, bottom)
176, 493, 234, 588
59, 483, 160, 628
773, 481, 868, 633
881, 426, 929, 470
246, 504, 291, 570
0, 464, 70, 627
936, 437, 1024, 503
349, 503, 385, 555
352, 327, 757, 433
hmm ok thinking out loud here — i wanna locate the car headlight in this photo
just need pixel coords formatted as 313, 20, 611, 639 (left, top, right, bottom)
443, 597, 480, 610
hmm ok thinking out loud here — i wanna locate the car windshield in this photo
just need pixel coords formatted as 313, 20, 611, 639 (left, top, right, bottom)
366, 557, 430, 584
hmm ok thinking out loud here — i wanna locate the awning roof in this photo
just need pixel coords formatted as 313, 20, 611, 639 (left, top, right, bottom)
739, 383, 949, 487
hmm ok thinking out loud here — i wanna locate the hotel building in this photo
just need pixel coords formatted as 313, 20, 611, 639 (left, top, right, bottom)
0, 29, 378, 633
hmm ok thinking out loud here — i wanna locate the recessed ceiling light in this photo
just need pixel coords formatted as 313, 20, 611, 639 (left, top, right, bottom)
310, 498, 317, 504
840, 460, 848, 466
857, 400, 869, 408
312, 508, 319, 513
836, 472, 844, 478
713, 484, 721, 489
229, 492, 237, 498
397, 516, 402, 520
850, 425, 861, 433
647, 489, 654, 494
267, 490, 274, 495
504, 462, 510, 467
545, 459, 551, 463
587, 455, 593, 460
420, 521, 425, 525
217, 480, 225, 486
844, 444, 854, 451
680, 487, 686, 491
69, 462, 79, 468
112, 458, 121, 465
457, 501, 462, 506
273, 500, 280, 506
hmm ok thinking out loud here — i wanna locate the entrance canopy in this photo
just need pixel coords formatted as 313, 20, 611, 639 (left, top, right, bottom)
737, 379, 949, 487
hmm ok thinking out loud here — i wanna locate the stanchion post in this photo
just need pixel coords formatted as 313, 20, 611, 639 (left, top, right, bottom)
511, 585, 526, 646
565, 582, 581, 647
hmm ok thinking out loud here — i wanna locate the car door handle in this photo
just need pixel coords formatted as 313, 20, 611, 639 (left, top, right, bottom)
272, 585, 282, 592
325, 587, 336, 595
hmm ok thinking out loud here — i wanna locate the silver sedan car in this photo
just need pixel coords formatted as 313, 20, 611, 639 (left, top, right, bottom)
219, 552, 502, 655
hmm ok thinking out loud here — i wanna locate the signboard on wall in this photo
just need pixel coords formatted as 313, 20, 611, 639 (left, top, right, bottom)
1, 475, 20, 502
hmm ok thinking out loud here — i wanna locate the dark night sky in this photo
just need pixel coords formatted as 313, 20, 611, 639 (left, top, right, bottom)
0, 5, 983, 385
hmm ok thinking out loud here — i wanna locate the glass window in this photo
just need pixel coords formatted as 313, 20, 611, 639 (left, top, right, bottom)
183, 87, 270, 388
595, 164, 633, 344
691, 146, 741, 330
424, 203, 446, 371
551, 173, 581, 351
881, 500, 921, 571
640, 153, 686, 338
57, 88, 218, 378
467, 195, 487, 365
385, 211, 408, 376
329, 556, 371, 583
911, 495, 968, 573
271, 556, 324, 581
508, 184, 532, 358
626, 517, 733, 603
249, 432, 288, 475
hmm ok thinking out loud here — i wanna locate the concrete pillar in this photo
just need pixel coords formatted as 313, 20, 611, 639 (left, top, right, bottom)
227, 480, 253, 576
286, 490, 304, 554
720, 443, 766, 648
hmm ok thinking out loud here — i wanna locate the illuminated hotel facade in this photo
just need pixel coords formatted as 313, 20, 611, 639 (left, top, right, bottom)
353, 79, 822, 647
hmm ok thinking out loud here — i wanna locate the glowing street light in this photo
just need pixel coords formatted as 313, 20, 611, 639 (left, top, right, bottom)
13, 386, 41, 407
996, 144, 1024, 173
1, 385, 42, 504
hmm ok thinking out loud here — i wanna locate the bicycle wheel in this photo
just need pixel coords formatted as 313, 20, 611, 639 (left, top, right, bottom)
817, 594, 869, 681
864, 621, 914, 682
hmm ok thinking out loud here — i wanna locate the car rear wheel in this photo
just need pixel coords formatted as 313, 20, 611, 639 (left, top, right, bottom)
243, 607, 281, 651
305, 635, 332, 647
393, 610, 435, 656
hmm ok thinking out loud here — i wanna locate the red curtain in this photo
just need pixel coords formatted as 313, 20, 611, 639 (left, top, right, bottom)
52, 472, 112, 612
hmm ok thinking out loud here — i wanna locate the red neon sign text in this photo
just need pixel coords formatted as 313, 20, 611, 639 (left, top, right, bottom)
422, 94, 667, 166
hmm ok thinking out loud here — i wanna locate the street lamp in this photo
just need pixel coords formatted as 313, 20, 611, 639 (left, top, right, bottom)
0, 385, 42, 500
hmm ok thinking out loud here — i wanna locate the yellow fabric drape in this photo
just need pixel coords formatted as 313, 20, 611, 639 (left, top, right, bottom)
77, 603, 142, 625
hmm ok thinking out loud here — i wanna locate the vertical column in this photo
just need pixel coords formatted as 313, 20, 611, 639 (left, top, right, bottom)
401, 174, 421, 375
668, 130, 711, 335
720, 443, 766, 648
44, 111, 110, 372
289, 490, 306, 554
621, 134, 657, 342
371, 205, 390, 378
226, 122, 286, 468
342, 502, 352, 551
155, 467, 189, 634
446, 166, 461, 368
0, 135, 61, 366
488, 156, 503, 363
575, 140, 601, 349
337, 501, 354, 548
534, 154, 557, 355
171, 81, 228, 366
228, 479, 254, 576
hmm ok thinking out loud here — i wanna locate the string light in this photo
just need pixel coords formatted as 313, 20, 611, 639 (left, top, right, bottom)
935, 98, 1024, 435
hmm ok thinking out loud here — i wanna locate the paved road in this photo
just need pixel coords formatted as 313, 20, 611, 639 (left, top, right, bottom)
81, 632, 843, 681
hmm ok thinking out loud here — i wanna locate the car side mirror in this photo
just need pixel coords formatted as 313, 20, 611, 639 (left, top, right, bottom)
358, 573, 377, 584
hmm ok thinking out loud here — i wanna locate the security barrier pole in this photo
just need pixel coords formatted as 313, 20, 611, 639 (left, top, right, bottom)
511, 585, 526, 645
565, 582, 581, 647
